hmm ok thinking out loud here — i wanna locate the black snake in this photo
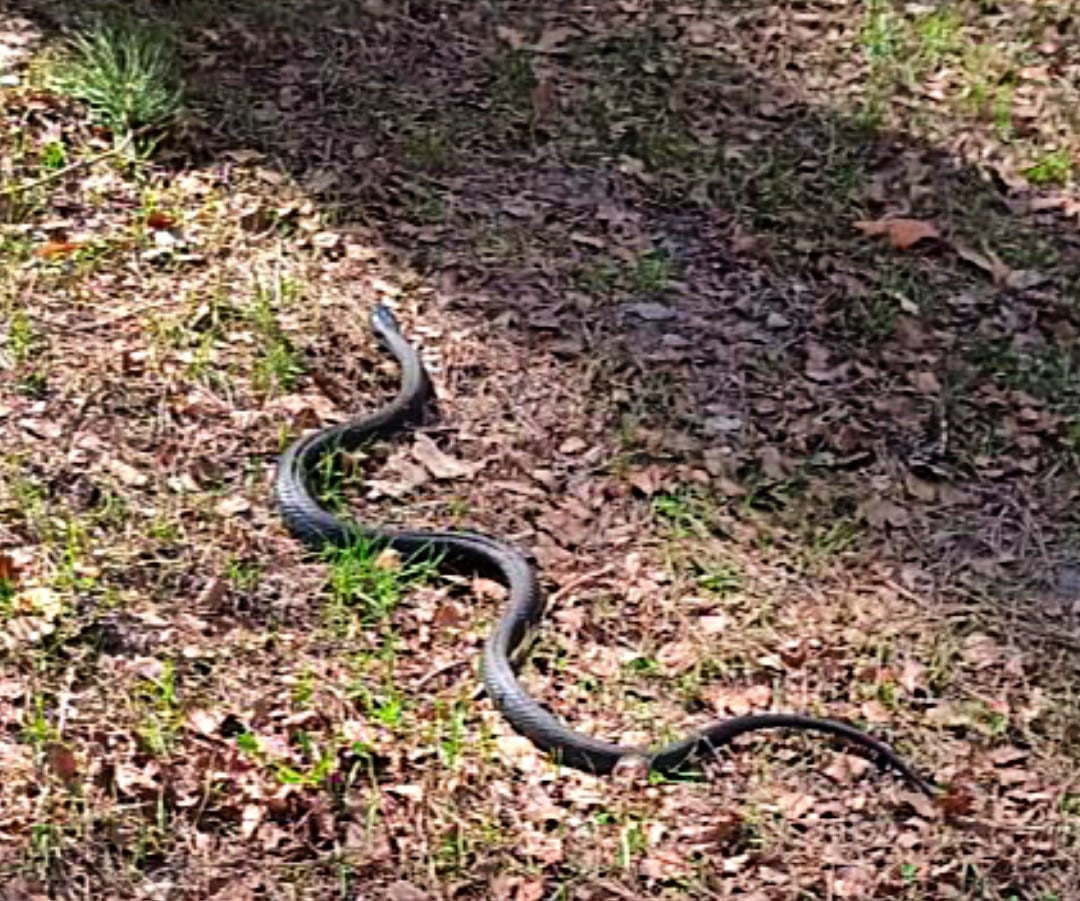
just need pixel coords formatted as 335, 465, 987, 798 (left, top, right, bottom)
275, 304, 933, 795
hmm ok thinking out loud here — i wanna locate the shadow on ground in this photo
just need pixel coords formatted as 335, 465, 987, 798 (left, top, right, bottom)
21, 0, 1074, 632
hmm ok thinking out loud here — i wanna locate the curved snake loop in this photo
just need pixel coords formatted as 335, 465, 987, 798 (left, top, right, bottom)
276, 304, 934, 795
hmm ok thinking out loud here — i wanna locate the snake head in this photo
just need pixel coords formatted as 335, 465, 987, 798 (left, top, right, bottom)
371, 303, 402, 335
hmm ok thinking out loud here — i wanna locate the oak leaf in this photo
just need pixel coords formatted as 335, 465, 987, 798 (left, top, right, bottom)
411, 434, 480, 480
854, 217, 940, 250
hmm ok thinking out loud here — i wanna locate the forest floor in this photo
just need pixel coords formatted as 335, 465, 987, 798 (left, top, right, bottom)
2, 1, 1080, 898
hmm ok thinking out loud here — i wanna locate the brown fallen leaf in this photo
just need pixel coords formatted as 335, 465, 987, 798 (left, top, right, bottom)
904, 473, 938, 502
744, 683, 772, 708
241, 803, 264, 840
19, 418, 63, 440
45, 742, 78, 783
514, 881, 544, 901
628, 301, 677, 321
656, 640, 699, 675
987, 746, 1028, 767
953, 241, 1012, 284
925, 700, 977, 728
471, 577, 506, 601
834, 865, 875, 899
859, 699, 892, 723
411, 433, 480, 480
937, 784, 977, 818
312, 230, 341, 250
186, 708, 226, 738
386, 883, 430, 901
824, 752, 873, 785
859, 496, 910, 528
697, 614, 729, 635
682, 810, 745, 847
778, 792, 817, 820
759, 446, 790, 480
530, 79, 557, 121
0, 552, 19, 585
898, 659, 926, 694
146, 210, 176, 230
558, 436, 588, 454
953, 241, 1049, 290
707, 683, 771, 716
960, 632, 1003, 669
1003, 269, 1050, 291
500, 197, 537, 218
374, 548, 402, 571
540, 503, 592, 548
854, 217, 940, 250
996, 767, 1033, 787
113, 761, 160, 799
533, 25, 577, 54
519, 784, 565, 825
495, 25, 527, 48
489, 479, 547, 498
196, 576, 226, 608
640, 845, 690, 881
569, 231, 605, 248
519, 830, 564, 865
34, 240, 83, 258
897, 789, 939, 820
494, 734, 541, 771
686, 20, 717, 45
17, 586, 62, 619
911, 371, 942, 395
1, 615, 56, 650
368, 449, 431, 498
215, 496, 252, 517
106, 458, 149, 487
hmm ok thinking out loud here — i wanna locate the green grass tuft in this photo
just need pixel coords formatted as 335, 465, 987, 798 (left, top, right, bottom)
50, 24, 182, 136
1025, 148, 1074, 187
324, 537, 439, 628
249, 277, 303, 396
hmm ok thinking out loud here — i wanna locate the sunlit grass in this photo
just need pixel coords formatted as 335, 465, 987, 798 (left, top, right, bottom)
50, 23, 182, 137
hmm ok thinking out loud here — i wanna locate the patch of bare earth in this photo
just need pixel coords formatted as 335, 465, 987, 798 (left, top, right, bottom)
1, 1, 1080, 898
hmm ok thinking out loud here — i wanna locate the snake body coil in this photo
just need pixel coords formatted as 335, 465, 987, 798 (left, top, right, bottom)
276, 305, 933, 795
